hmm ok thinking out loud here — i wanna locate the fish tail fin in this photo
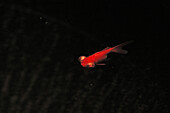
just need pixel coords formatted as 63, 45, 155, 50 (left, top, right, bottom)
111, 40, 133, 54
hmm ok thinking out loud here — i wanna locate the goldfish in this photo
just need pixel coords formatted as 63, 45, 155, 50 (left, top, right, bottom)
78, 41, 133, 68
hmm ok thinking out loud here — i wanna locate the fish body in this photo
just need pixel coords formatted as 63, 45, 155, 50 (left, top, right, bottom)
79, 41, 133, 67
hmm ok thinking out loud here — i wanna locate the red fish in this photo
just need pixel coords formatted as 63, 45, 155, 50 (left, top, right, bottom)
78, 41, 133, 67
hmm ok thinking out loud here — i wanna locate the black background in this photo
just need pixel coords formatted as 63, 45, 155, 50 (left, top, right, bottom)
0, 0, 169, 113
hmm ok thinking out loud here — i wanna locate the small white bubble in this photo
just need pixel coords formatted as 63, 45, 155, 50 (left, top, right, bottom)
45, 22, 48, 24
90, 83, 93, 86
40, 17, 42, 19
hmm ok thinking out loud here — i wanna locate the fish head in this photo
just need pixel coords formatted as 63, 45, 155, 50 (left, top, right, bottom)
79, 56, 95, 68
78, 56, 86, 62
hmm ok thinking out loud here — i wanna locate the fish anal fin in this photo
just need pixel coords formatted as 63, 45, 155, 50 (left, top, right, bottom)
96, 63, 106, 65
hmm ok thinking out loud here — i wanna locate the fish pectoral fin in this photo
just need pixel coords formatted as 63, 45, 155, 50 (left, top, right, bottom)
87, 63, 95, 67
96, 63, 106, 65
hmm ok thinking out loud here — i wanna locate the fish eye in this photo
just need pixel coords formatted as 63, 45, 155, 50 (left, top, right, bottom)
78, 56, 86, 62
87, 63, 95, 68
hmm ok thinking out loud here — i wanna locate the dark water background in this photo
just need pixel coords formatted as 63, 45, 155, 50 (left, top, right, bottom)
0, 1, 169, 113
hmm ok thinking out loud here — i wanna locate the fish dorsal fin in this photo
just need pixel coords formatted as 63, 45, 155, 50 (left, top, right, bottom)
101, 47, 110, 51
